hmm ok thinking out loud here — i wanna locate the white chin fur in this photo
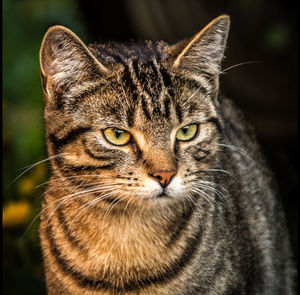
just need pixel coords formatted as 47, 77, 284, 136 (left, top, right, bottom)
138, 175, 185, 200
139, 178, 163, 199
164, 175, 185, 198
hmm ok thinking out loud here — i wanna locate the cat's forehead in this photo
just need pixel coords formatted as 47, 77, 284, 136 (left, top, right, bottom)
66, 42, 216, 133
71, 68, 213, 133
78, 76, 213, 138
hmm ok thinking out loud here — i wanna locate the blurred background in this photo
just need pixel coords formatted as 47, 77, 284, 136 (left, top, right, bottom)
3, 0, 297, 294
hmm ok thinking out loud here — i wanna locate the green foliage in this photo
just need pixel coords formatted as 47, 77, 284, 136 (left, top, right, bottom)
264, 22, 290, 51
3, 0, 87, 293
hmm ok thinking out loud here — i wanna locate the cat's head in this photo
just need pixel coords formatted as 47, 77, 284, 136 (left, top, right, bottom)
39, 15, 229, 207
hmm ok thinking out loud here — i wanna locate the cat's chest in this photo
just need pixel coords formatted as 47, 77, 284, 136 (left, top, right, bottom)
49, 196, 182, 276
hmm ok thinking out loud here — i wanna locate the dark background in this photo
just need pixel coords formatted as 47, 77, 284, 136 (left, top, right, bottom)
3, 0, 297, 294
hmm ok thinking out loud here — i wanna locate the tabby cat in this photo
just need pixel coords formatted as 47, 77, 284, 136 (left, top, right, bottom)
39, 15, 294, 294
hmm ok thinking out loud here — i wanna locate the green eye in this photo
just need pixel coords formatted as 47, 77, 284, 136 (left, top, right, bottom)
103, 128, 131, 146
176, 124, 198, 141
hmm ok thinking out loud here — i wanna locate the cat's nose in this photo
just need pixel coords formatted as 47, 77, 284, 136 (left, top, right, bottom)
149, 171, 176, 188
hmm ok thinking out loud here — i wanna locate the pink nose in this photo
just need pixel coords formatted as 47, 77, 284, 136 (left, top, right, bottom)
150, 171, 176, 187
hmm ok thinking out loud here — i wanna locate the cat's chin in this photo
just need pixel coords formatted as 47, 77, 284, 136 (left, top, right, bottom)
156, 192, 169, 198
141, 191, 182, 204
138, 193, 170, 202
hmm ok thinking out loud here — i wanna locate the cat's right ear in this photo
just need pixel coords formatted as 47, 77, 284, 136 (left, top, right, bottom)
170, 15, 230, 79
39, 25, 107, 98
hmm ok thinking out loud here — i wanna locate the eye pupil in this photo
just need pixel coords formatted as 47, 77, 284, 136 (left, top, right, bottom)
182, 126, 189, 134
114, 130, 122, 138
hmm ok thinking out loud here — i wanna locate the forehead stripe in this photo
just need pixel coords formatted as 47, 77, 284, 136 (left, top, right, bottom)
163, 97, 171, 119
175, 103, 183, 123
70, 81, 107, 107
140, 95, 152, 121
157, 65, 174, 98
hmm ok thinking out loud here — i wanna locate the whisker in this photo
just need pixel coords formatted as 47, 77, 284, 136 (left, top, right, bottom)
124, 189, 139, 212
221, 60, 262, 74
203, 168, 241, 182
194, 182, 227, 205
195, 183, 223, 198
184, 192, 196, 211
186, 192, 203, 214
198, 180, 228, 193
189, 187, 216, 207
11, 153, 66, 184
104, 194, 129, 218
39, 179, 119, 190
68, 189, 122, 223
103, 186, 142, 219
25, 184, 118, 235
182, 86, 202, 107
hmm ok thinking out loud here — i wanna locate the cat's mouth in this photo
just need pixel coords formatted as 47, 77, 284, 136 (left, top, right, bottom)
157, 192, 169, 198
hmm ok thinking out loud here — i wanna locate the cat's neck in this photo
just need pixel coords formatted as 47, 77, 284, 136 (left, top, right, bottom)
44, 185, 203, 268
42, 180, 216, 292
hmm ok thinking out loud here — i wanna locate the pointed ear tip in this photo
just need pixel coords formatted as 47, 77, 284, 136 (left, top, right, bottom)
43, 25, 74, 39
40, 25, 72, 71
219, 14, 230, 19
216, 14, 230, 25
213, 14, 229, 23
40, 25, 77, 56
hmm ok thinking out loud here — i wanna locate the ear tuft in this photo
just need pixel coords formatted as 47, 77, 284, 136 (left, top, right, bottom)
172, 15, 230, 77
39, 25, 107, 96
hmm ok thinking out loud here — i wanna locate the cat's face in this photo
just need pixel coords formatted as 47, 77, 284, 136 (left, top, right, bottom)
40, 15, 229, 207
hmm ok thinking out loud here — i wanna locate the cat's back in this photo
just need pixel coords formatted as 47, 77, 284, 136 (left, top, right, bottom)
219, 96, 295, 293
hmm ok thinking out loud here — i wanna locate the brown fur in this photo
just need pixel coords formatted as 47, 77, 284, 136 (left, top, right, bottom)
39, 15, 294, 294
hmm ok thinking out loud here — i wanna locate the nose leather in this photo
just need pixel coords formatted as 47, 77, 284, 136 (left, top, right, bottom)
151, 171, 176, 188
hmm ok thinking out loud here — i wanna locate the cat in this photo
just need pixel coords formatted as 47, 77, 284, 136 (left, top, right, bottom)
39, 15, 294, 294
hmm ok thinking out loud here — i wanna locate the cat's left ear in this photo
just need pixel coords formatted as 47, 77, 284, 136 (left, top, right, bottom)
170, 15, 230, 78
39, 25, 108, 99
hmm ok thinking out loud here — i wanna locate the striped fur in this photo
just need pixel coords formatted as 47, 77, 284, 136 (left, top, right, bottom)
39, 15, 294, 294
